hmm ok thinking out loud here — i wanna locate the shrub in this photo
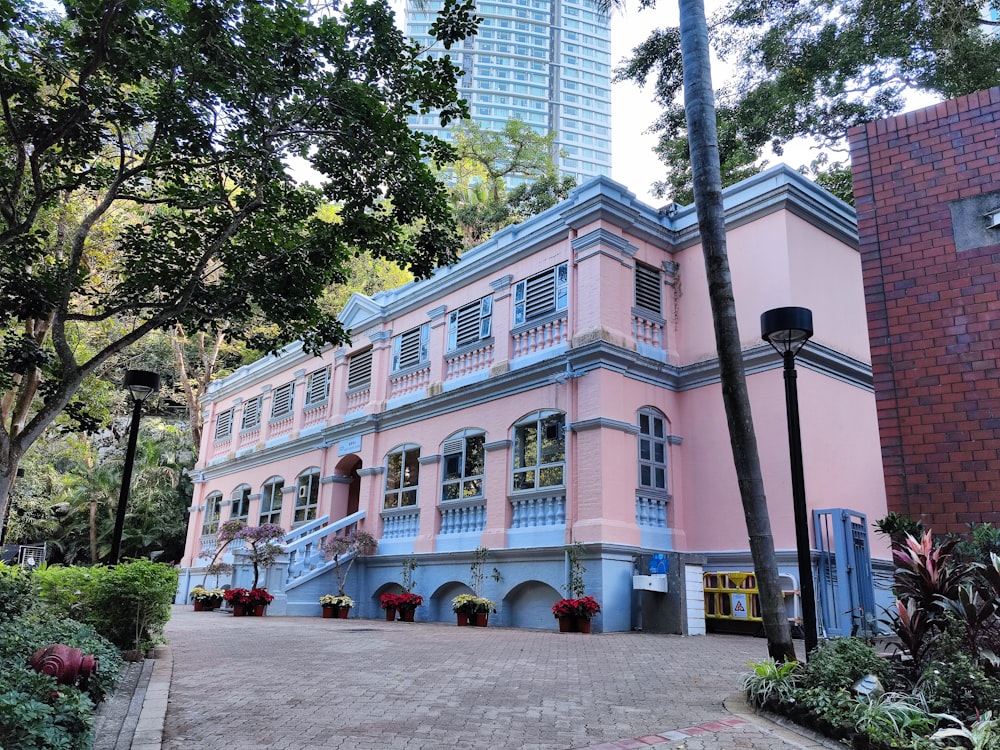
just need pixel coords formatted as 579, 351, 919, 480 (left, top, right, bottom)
801, 638, 893, 693
87, 560, 178, 656
0, 668, 93, 750
918, 653, 1000, 720
0, 612, 123, 703
0, 611, 123, 750
32, 564, 100, 620
0, 562, 37, 622
740, 659, 801, 709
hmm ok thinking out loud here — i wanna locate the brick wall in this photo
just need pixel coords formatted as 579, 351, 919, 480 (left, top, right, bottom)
849, 87, 1000, 534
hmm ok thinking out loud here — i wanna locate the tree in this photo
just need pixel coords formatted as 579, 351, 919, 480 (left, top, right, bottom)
0, 0, 479, 525
616, 0, 1000, 203
443, 121, 576, 247
449, 119, 559, 202
678, 0, 795, 662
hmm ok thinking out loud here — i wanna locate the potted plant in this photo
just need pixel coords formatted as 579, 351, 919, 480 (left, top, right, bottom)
322, 529, 377, 599
190, 587, 225, 611
319, 594, 354, 619
451, 593, 478, 626
247, 587, 274, 616
224, 587, 252, 616
552, 542, 599, 633
395, 592, 423, 622
473, 596, 496, 627
380, 592, 401, 621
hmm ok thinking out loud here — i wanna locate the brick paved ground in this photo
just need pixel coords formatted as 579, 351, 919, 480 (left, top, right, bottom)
161, 606, 833, 750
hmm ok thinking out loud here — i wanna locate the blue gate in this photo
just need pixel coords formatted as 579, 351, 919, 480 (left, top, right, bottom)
813, 509, 877, 638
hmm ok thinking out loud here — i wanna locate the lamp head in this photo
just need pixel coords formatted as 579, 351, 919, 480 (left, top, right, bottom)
123, 370, 161, 404
761, 306, 813, 356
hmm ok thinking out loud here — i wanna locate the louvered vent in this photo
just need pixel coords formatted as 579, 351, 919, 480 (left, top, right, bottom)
635, 263, 662, 315
347, 349, 373, 390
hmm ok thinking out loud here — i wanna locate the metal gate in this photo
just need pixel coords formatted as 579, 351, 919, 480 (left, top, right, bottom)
813, 509, 877, 638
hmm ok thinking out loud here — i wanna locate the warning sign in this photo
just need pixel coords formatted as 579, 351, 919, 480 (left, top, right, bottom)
731, 593, 748, 619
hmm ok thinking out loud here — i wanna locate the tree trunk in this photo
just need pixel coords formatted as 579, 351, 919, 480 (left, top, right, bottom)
678, 0, 796, 662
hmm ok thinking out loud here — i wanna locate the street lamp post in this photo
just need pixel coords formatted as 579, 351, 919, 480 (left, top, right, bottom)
761, 306, 818, 658
110, 370, 160, 565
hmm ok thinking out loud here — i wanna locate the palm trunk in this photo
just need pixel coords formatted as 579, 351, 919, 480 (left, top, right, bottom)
678, 0, 795, 661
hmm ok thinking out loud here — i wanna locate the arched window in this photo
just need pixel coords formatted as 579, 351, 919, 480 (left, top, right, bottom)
259, 477, 284, 525
441, 430, 486, 501
231, 484, 251, 522
512, 411, 565, 491
295, 468, 321, 524
637, 407, 667, 491
384, 445, 420, 509
202, 492, 222, 536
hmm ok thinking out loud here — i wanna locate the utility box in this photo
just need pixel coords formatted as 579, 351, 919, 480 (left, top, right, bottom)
632, 574, 668, 592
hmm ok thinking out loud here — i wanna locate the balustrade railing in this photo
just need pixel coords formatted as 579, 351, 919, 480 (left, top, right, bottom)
632, 314, 664, 350
510, 493, 566, 529
345, 387, 370, 413
388, 367, 430, 399
439, 501, 487, 535
512, 317, 567, 359
381, 509, 420, 539
282, 511, 366, 589
444, 345, 494, 381
302, 403, 327, 428
635, 495, 668, 528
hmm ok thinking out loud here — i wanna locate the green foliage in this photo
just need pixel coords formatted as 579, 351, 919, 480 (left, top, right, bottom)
918, 626, 1000, 720
87, 560, 178, 655
851, 693, 936, 747
566, 541, 587, 598
0, 613, 122, 704
0, 609, 123, 750
932, 710, 1000, 750
33, 565, 100, 621
874, 512, 926, 549
34, 561, 177, 656
0, 0, 480, 522
797, 686, 857, 730
740, 658, 801, 709
613, 0, 1000, 204
401, 558, 419, 594
0, 562, 37, 622
0, 670, 93, 750
801, 638, 893, 693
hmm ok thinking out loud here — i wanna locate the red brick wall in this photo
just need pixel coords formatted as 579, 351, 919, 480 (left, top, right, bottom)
849, 87, 1000, 534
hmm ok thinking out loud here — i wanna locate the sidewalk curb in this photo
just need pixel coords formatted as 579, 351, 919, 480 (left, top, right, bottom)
723, 695, 844, 749
130, 645, 171, 750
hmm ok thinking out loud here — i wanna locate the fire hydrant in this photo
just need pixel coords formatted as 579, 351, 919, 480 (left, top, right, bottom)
28, 644, 99, 687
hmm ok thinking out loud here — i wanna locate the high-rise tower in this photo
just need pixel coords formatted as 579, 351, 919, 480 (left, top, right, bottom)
405, 0, 612, 183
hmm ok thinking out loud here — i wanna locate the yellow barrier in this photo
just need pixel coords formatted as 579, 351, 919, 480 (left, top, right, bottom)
703, 571, 801, 630
703, 571, 762, 622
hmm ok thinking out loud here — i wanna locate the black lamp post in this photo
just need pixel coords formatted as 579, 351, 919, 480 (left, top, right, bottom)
761, 306, 818, 658
110, 370, 160, 565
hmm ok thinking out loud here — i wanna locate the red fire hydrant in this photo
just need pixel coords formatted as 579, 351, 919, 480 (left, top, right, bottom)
28, 644, 99, 687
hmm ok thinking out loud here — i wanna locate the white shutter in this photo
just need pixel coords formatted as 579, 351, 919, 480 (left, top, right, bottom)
634, 262, 661, 314
347, 349, 373, 390
305, 368, 329, 405
240, 397, 261, 430
214, 408, 234, 440
271, 382, 294, 417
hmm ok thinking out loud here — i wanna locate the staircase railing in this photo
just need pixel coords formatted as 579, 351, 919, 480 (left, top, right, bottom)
281, 511, 367, 590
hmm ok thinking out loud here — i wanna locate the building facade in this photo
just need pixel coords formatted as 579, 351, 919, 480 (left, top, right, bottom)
849, 86, 1000, 535
404, 0, 612, 183
178, 168, 890, 633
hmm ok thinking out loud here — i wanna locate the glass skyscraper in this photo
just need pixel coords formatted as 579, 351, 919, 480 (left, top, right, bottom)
405, 0, 612, 183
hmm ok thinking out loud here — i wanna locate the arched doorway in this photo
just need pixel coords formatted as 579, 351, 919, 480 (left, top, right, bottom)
329, 454, 362, 520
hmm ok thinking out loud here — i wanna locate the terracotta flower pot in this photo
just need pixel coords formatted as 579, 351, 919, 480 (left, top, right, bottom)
456, 612, 470, 626
558, 615, 576, 633
577, 616, 592, 634
193, 600, 205, 612
474, 612, 489, 627
254, 604, 266, 617
322, 606, 336, 619
232, 603, 245, 617
338, 607, 350, 619
384, 606, 397, 621
401, 608, 415, 622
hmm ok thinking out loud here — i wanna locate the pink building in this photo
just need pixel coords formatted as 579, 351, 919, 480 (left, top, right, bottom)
179, 168, 889, 634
